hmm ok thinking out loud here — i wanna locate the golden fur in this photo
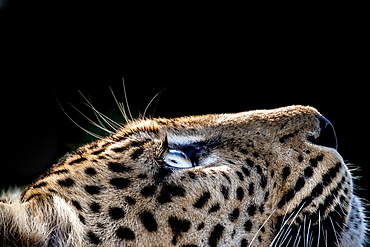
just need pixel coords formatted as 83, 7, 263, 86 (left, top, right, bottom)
0, 105, 367, 246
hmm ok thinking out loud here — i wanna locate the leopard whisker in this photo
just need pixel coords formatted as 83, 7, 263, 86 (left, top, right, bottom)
270, 201, 306, 246
142, 87, 166, 118
84, 93, 109, 131
316, 210, 321, 247
329, 217, 340, 246
270, 206, 293, 246
303, 215, 314, 247
79, 91, 123, 132
69, 103, 115, 135
110, 85, 131, 123
58, 103, 112, 141
54, 90, 119, 142
277, 226, 292, 246
332, 194, 350, 217
83, 101, 122, 131
305, 218, 313, 247
248, 207, 278, 247
292, 225, 302, 247
284, 235, 293, 247
122, 78, 133, 120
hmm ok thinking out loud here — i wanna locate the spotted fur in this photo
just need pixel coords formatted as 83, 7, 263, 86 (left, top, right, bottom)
0, 105, 367, 246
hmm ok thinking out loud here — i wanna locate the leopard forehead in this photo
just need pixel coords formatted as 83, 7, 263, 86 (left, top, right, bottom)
17, 105, 366, 246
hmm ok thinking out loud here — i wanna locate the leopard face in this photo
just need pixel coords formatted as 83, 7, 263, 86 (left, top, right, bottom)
0, 105, 367, 246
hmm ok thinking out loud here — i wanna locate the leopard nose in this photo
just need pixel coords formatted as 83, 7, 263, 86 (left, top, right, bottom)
309, 116, 338, 150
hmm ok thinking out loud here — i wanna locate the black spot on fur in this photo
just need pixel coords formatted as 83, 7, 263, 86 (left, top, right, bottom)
312, 183, 324, 198
240, 238, 248, 247
241, 167, 250, 177
78, 214, 85, 224
87, 231, 100, 244
111, 146, 127, 153
116, 227, 135, 240
154, 166, 174, 183
260, 174, 267, 188
259, 205, 265, 214
109, 207, 125, 220
264, 191, 270, 201
220, 185, 229, 200
298, 155, 303, 162
91, 149, 104, 155
169, 217, 190, 231
84, 185, 101, 195
69, 157, 87, 165
23, 193, 41, 202
137, 173, 148, 179
255, 165, 263, 175
140, 211, 158, 232
108, 162, 132, 173
279, 131, 297, 143
236, 187, 244, 201
50, 169, 69, 175
317, 154, 324, 161
294, 177, 306, 191
221, 172, 231, 183
32, 181, 47, 189
90, 202, 101, 213
110, 178, 131, 189
193, 192, 211, 208
309, 155, 324, 167
304, 166, 314, 178
58, 178, 75, 187
247, 204, 257, 216
322, 162, 341, 185
236, 171, 244, 181
208, 224, 225, 247
157, 184, 186, 204
277, 189, 295, 208
126, 196, 136, 205
244, 220, 253, 231
131, 147, 144, 159
188, 171, 197, 179
246, 159, 254, 167
229, 208, 240, 222
168, 216, 191, 245
209, 203, 220, 213
71, 200, 82, 210
248, 183, 255, 196
282, 166, 290, 180
141, 185, 157, 197
84, 167, 97, 175
130, 140, 147, 147
197, 222, 205, 230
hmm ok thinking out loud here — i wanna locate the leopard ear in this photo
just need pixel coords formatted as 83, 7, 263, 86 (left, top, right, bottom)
155, 134, 169, 159
1, 191, 84, 246
0, 198, 44, 245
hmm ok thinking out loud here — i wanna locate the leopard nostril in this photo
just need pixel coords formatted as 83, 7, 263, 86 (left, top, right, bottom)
309, 116, 338, 150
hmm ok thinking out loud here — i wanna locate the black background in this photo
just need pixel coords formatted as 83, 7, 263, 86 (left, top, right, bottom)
1, 2, 368, 205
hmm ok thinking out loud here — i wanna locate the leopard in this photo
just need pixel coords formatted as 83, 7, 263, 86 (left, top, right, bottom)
0, 105, 367, 246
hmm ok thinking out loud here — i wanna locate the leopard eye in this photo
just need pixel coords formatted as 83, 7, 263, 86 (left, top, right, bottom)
164, 149, 193, 168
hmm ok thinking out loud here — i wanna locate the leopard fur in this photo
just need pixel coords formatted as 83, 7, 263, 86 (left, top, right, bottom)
0, 105, 367, 246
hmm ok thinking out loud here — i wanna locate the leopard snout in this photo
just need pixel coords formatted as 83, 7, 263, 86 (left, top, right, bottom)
308, 115, 338, 150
